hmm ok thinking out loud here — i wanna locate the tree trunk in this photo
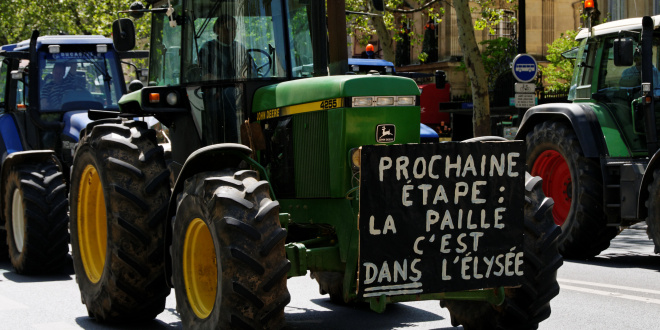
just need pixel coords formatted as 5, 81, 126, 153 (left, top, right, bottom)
454, 0, 491, 137
328, 0, 348, 75
372, 15, 395, 62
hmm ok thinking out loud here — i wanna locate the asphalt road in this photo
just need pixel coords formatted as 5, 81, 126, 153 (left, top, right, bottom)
0, 224, 658, 329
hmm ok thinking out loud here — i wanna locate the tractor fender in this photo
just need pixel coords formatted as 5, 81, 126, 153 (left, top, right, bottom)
0, 114, 25, 164
515, 103, 608, 158
62, 111, 93, 143
637, 149, 660, 219
0, 151, 60, 225
164, 143, 253, 287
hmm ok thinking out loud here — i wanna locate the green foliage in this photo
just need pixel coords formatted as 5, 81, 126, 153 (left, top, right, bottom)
480, 37, 517, 88
418, 51, 428, 63
455, 37, 517, 90
0, 1, 150, 48
346, 0, 514, 65
346, 0, 443, 58
541, 30, 579, 93
472, 0, 517, 34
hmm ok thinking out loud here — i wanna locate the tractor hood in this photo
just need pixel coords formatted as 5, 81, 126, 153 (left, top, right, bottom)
252, 75, 420, 112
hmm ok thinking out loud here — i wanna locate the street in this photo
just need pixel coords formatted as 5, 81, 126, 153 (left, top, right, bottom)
1, 224, 658, 330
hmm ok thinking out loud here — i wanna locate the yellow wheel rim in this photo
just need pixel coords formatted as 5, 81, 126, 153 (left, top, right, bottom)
77, 164, 107, 284
184, 218, 217, 319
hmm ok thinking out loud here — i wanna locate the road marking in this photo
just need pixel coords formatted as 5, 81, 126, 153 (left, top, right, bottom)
560, 284, 660, 305
0, 294, 28, 311
559, 278, 660, 295
32, 322, 81, 330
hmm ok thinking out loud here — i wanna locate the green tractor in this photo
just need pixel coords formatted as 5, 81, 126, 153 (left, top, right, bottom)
517, 14, 660, 259
68, 0, 562, 328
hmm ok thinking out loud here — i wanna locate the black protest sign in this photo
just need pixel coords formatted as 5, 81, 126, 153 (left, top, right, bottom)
358, 141, 525, 298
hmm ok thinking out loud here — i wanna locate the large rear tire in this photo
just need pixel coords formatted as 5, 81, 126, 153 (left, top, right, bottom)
69, 119, 171, 322
172, 169, 290, 329
526, 120, 617, 259
4, 161, 69, 274
441, 173, 563, 330
646, 169, 660, 253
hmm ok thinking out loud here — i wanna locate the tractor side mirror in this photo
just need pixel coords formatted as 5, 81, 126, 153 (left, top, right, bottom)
11, 70, 24, 80
128, 79, 144, 92
614, 37, 634, 67
435, 70, 446, 89
112, 19, 136, 52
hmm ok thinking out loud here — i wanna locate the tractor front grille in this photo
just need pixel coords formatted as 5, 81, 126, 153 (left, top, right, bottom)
293, 111, 331, 198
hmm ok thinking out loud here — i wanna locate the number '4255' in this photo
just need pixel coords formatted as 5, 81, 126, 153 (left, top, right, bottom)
320, 99, 338, 109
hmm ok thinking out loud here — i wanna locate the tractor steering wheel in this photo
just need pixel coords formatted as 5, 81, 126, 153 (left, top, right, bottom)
247, 49, 272, 77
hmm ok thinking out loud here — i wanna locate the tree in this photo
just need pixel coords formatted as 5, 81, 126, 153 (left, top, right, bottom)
480, 37, 517, 90
542, 30, 579, 93
0, 1, 149, 46
346, 0, 444, 62
346, 0, 513, 136
346, 0, 515, 136
454, 0, 490, 136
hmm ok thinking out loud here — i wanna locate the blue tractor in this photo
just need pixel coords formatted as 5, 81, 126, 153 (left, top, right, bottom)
0, 31, 142, 274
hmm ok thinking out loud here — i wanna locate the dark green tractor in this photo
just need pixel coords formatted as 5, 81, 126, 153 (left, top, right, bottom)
68, 0, 562, 328
517, 14, 660, 259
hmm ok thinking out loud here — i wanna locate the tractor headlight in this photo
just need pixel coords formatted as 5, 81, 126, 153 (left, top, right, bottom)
349, 147, 361, 171
166, 92, 178, 106
351, 96, 417, 107
396, 96, 415, 105
375, 97, 395, 106
353, 97, 373, 107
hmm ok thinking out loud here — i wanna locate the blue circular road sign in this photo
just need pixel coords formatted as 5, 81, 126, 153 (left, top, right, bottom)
511, 54, 538, 82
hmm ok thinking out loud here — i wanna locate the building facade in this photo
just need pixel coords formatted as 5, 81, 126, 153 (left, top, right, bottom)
350, 0, 660, 98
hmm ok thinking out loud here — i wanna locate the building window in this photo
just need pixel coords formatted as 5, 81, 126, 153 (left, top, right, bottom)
608, 0, 626, 20
488, 10, 515, 40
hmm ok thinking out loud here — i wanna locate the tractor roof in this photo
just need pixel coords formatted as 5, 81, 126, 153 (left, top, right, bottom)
576, 15, 660, 40
12, 35, 113, 51
348, 58, 395, 68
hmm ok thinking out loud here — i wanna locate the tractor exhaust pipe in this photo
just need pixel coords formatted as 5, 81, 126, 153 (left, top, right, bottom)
641, 16, 657, 154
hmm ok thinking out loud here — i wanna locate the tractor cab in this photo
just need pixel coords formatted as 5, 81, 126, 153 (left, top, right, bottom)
0, 34, 128, 162
117, 0, 326, 169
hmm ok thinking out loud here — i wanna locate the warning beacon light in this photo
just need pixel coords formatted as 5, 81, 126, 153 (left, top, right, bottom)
366, 44, 375, 59
584, 0, 595, 13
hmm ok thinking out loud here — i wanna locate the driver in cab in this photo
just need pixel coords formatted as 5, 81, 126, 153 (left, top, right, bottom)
199, 15, 253, 80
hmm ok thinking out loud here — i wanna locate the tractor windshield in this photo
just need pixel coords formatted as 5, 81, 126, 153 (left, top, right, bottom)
177, 0, 314, 84
39, 49, 123, 112
596, 35, 660, 102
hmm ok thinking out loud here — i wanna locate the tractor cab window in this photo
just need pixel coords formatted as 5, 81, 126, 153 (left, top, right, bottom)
182, 0, 284, 82
149, 2, 182, 86
597, 38, 660, 101
39, 50, 123, 112
569, 38, 595, 100
181, 0, 312, 83
289, 0, 314, 77
594, 36, 660, 147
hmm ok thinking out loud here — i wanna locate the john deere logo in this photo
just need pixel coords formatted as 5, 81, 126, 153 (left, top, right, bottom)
376, 124, 395, 143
